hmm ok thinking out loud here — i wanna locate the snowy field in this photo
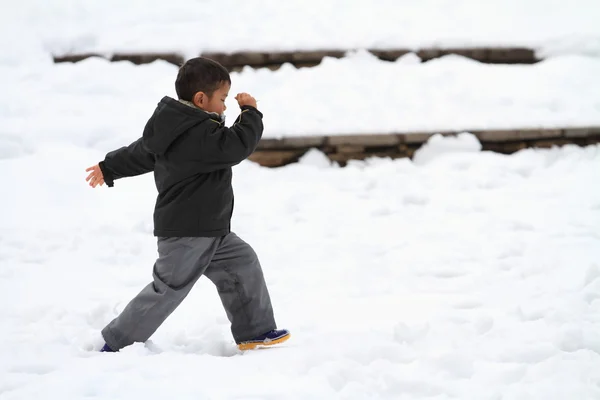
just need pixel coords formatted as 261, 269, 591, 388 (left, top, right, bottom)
2, 52, 600, 146
2, 0, 600, 60
1, 133, 600, 399
2, 2, 600, 398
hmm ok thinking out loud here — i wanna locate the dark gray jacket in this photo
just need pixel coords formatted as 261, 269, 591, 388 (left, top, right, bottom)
99, 96, 263, 237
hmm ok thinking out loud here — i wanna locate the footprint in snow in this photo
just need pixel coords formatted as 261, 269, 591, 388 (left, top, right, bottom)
453, 300, 482, 309
427, 269, 467, 278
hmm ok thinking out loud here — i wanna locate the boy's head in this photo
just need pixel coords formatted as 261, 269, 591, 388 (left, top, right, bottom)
175, 57, 231, 115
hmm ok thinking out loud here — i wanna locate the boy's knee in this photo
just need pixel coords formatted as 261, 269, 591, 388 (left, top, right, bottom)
236, 243, 259, 268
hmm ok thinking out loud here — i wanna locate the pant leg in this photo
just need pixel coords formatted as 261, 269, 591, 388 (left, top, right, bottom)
101, 236, 220, 351
203, 232, 276, 343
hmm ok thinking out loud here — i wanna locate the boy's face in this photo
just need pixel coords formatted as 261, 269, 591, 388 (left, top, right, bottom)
192, 82, 230, 115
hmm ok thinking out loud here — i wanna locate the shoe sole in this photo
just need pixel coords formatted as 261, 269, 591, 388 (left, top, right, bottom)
237, 332, 291, 350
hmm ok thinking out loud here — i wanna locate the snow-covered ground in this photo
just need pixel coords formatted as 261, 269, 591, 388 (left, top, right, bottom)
2, 0, 600, 61
2, 3, 600, 398
1, 133, 599, 399
2, 52, 600, 147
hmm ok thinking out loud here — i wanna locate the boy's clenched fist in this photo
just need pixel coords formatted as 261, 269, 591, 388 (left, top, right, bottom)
235, 93, 257, 109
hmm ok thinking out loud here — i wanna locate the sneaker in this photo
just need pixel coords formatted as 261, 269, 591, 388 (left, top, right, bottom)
237, 329, 290, 350
100, 343, 116, 352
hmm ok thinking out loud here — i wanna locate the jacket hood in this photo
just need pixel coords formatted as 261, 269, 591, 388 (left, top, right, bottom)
143, 96, 214, 155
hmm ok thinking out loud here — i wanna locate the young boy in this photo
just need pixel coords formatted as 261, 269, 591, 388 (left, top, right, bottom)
85, 57, 289, 352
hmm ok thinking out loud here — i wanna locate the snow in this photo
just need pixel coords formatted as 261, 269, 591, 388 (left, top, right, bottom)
2, 4, 600, 397
2, 52, 600, 145
412, 132, 482, 166
2, 0, 600, 61
1, 130, 600, 398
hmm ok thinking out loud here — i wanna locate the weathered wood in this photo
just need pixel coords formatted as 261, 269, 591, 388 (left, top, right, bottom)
53, 47, 543, 69
54, 53, 105, 63
474, 129, 562, 142
248, 150, 305, 167
337, 145, 366, 153
265, 52, 295, 64
246, 127, 600, 167
202, 52, 267, 67
482, 141, 528, 153
474, 130, 519, 142
563, 127, 600, 138
417, 49, 442, 60
449, 48, 488, 62
327, 134, 401, 146
530, 138, 573, 148
292, 51, 345, 63
111, 53, 184, 65
400, 133, 436, 144
420, 48, 488, 62
369, 49, 411, 61
256, 138, 284, 150
327, 150, 409, 164
587, 136, 600, 144
520, 129, 562, 139
281, 136, 326, 148
327, 152, 368, 163
487, 48, 537, 64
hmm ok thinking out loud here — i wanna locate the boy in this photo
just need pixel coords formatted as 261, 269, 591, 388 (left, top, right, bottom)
85, 57, 289, 352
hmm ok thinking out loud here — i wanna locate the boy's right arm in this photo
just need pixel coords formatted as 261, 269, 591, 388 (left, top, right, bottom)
96, 137, 155, 187
199, 93, 264, 169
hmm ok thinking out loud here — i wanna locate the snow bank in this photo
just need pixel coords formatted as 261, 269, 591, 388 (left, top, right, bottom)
413, 132, 483, 166
2, 0, 600, 63
2, 52, 600, 152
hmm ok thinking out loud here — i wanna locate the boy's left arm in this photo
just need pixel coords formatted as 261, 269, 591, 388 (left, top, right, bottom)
97, 137, 155, 187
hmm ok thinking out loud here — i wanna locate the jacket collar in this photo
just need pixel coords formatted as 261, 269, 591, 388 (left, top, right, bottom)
177, 98, 225, 123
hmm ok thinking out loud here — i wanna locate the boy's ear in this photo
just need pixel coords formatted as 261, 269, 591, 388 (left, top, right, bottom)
192, 92, 207, 108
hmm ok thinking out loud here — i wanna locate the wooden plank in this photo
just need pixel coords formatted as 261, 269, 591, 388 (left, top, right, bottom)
400, 132, 436, 144
474, 129, 562, 142
482, 141, 528, 153
337, 145, 365, 153
440, 48, 488, 62
327, 134, 400, 146
486, 48, 537, 64
281, 136, 326, 148
248, 150, 305, 167
292, 51, 345, 63
245, 127, 600, 166
202, 51, 267, 67
417, 49, 442, 61
53, 53, 105, 63
265, 52, 295, 64
111, 53, 184, 66
519, 129, 562, 139
475, 130, 520, 142
256, 138, 284, 150
327, 152, 368, 163
53, 46, 544, 68
563, 127, 600, 138
530, 138, 573, 148
369, 49, 411, 61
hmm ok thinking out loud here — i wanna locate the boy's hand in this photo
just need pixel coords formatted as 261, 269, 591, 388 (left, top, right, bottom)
235, 93, 257, 109
85, 164, 105, 188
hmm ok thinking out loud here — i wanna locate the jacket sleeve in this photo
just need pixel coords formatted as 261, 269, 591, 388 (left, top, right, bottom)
200, 106, 263, 169
98, 137, 155, 187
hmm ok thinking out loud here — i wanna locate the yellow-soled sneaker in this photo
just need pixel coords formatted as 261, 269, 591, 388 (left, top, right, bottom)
237, 329, 291, 350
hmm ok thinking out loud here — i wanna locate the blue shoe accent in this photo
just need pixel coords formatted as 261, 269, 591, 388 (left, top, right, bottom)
253, 329, 290, 342
237, 329, 290, 349
100, 343, 116, 352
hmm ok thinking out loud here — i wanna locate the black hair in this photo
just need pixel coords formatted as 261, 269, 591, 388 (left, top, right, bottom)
175, 57, 231, 101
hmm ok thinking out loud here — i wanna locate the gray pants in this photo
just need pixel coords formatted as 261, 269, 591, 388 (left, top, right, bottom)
101, 232, 276, 351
